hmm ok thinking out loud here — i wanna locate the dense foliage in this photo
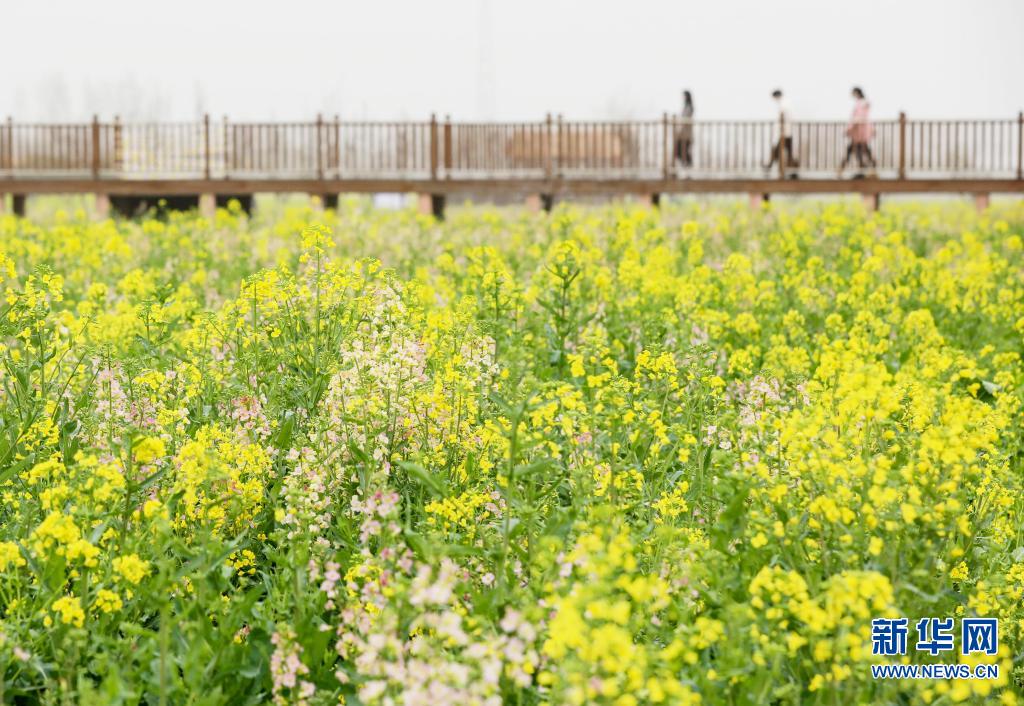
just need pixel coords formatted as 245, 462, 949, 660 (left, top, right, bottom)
1, 198, 1023, 704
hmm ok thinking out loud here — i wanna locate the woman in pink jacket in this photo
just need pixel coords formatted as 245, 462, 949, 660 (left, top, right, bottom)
839, 87, 877, 175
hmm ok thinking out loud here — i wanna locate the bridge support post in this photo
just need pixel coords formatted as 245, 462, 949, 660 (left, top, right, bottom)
863, 193, 880, 212
94, 194, 110, 220
526, 193, 554, 213
418, 194, 445, 220
12, 194, 26, 217
0, 194, 5, 214
633, 193, 657, 208
749, 193, 769, 210
199, 193, 216, 218
974, 193, 990, 213
310, 194, 339, 212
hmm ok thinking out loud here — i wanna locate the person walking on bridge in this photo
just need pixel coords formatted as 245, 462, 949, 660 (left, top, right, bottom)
674, 90, 695, 170
838, 86, 877, 177
765, 89, 797, 175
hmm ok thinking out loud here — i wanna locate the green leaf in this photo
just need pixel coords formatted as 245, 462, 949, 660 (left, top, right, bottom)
512, 457, 556, 481
0, 455, 32, 486
403, 528, 432, 559
273, 411, 296, 451
398, 461, 446, 498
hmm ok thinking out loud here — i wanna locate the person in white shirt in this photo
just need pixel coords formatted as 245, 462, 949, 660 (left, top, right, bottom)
765, 89, 797, 173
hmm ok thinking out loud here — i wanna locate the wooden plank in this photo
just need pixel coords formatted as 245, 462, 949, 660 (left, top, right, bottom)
429, 114, 438, 179
203, 114, 211, 179
316, 115, 324, 180
1019, 112, 1023, 180
662, 113, 670, 179
898, 112, 906, 179
91, 116, 100, 178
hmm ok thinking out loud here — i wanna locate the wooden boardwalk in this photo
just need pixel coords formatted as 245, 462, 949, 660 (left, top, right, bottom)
2, 114, 1022, 215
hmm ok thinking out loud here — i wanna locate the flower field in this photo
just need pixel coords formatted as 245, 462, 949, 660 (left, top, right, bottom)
1, 198, 1023, 705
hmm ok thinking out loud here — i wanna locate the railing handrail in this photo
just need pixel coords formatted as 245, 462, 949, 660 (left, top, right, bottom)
2, 115, 1018, 127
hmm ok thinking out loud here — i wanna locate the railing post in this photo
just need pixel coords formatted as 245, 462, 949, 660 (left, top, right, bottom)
557, 114, 564, 176
222, 115, 229, 179
91, 114, 100, 178
203, 113, 211, 179
777, 113, 786, 179
430, 113, 438, 180
316, 113, 324, 180
113, 115, 123, 171
662, 112, 670, 179
544, 113, 553, 180
898, 111, 907, 180
1017, 111, 1023, 180
443, 115, 452, 177
3, 116, 11, 173
334, 114, 341, 178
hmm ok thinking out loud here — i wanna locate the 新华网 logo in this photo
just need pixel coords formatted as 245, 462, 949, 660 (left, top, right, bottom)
868, 617, 999, 681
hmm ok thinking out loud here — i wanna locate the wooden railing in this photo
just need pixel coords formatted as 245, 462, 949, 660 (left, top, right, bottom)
1, 114, 1022, 181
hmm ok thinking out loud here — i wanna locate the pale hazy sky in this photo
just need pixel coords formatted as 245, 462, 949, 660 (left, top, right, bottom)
4, 0, 1023, 123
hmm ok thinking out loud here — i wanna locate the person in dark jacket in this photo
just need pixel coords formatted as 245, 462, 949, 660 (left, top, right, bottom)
674, 90, 695, 169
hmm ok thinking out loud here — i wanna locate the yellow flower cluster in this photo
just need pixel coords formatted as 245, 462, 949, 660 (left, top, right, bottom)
1, 199, 1023, 704
541, 520, 700, 705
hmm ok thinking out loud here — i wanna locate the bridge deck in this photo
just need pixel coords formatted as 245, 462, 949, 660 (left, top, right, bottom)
3, 177, 1022, 196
